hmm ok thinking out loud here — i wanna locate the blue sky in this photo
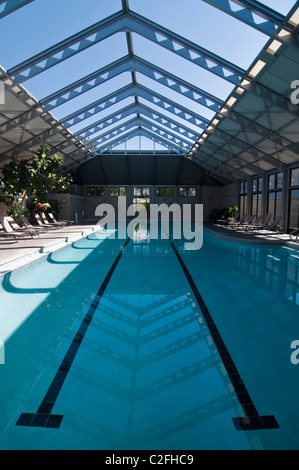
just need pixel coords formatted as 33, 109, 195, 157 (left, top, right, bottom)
0, 0, 297, 151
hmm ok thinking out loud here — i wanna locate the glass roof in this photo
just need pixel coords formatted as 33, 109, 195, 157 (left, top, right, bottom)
0, 0, 297, 157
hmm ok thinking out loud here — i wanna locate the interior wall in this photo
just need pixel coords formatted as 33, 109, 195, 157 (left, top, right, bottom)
48, 182, 238, 224
48, 193, 85, 223
219, 183, 238, 209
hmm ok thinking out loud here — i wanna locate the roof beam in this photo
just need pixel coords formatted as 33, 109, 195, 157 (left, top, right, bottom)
40, 54, 222, 113
0, 0, 33, 19
93, 128, 185, 156
202, 0, 299, 48
124, 10, 245, 84
202, 0, 284, 35
60, 83, 209, 130
40, 55, 131, 111
74, 102, 198, 142
7, 10, 128, 83
87, 116, 192, 150
8, 9, 245, 85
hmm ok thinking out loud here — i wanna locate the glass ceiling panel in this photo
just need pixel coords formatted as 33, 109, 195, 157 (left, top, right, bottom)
255, 0, 295, 14
134, 73, 216, 122
0, 0, 121, 69
112, 135, 168, 152
23, 33, 128, 101
130, 0, 269, 67
131, 33, 234, 100
43, 72, 133, 122
65, 95, 136, 135
137, 98, 203, 136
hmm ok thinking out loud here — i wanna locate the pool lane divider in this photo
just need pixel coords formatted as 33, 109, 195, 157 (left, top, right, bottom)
169, 239, 279, 432
16, 236, 131, 429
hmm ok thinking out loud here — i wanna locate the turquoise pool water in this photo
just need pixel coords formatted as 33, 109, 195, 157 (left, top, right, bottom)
0, 226, 299, 450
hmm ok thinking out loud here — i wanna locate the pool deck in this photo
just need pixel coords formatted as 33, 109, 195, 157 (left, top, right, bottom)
0, 223, 103, 274
205, 222, 296, 246
0, 220, 298, 274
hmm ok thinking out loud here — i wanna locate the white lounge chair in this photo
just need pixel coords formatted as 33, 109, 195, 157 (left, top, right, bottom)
6, 216, 37, 238
33, 213, 57, 230
0, 216, 28, 240
46, 212, 69, 227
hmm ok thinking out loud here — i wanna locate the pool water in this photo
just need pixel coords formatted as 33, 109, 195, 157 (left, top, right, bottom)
0, 226, 299, 450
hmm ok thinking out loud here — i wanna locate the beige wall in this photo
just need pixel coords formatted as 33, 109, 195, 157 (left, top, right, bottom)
200, 183, 238, 220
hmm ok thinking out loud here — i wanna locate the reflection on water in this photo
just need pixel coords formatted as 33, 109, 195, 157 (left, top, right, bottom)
66, 286, 247, 449
237, 244, 299, 307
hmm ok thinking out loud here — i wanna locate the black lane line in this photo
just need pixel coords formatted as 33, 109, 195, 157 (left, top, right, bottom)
16, 237, 131, 429
169, 239, 279, 432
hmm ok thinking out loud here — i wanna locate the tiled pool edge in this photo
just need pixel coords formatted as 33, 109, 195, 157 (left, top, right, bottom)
0, 226, 103, 276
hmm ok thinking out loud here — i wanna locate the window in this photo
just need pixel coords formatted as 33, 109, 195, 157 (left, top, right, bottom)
87, 187, 95, 197
109, 186, 127, 196
142, 187, 150, 197
134, 187, 141, 196
291, 168, 299, 187
179, 187, 196, 197
252, 177, 262, 217
110, 187, 118, 196
165, 187, 173, 197
267, 172, 283, 222
289, 168, 299, 230
95, 186, 104, 196
156, 187, 173, 197
239, 181, 248, 217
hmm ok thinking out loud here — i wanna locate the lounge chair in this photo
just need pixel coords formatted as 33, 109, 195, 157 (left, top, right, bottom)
40, 212, 63, 229
0, 215, 28, 240
290, 228, 299, 242
240, 214, 263, 231
247, 214, 272, 232
6, 216, 37, 238
225, 212, 240, 226
231, 214, 247, 228
265, 215, 283, 233
0, 221, 18, 242
33, 213, 57, 230
46, 212, 69, 227
20, 215, 47, 234
235, 214, 255, 230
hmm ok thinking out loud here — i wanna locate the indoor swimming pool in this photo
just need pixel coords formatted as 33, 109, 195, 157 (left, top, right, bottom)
0, 225, 299, 450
